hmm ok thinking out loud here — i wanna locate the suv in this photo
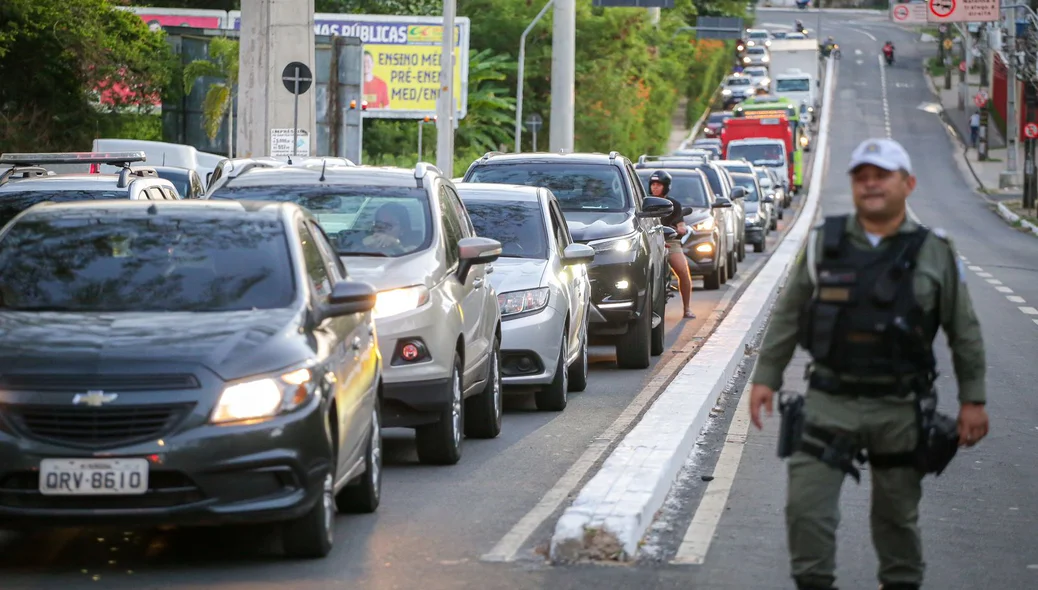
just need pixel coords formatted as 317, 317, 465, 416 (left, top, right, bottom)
207, 162, 504, 466
462, 151, 673, 370
0, 152, 182, 226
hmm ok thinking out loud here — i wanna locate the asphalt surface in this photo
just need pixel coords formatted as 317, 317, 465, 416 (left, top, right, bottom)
0, 149, 799, 587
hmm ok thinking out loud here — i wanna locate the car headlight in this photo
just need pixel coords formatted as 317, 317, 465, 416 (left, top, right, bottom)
764, 40, 771, 47
373, 285, 430, 319
762, 55, 770, 63
589, 233, 638, 254
743, 57, 751, 63
722, 88, 732, 96
498, 287, 550, 318
692, 217, 715, 232
212, 367, 315, 424
800, 135, 809, 147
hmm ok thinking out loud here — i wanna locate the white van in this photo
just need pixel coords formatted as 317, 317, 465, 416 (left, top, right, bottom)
91, 139, 225, 178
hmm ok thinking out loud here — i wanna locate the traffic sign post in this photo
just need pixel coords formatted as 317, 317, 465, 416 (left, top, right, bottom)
526, 113, 543, 151
974, 91, 989, 109
281, 61, 313, 159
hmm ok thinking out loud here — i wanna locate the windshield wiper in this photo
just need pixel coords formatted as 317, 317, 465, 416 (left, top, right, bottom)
337, 251, 388, 257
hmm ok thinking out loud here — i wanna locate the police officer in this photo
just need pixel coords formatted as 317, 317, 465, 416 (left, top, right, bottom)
747, 138, 989, 590
648, 170, 696, 319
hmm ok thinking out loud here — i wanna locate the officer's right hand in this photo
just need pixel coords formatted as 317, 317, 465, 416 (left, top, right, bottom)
749, 384, 775, 430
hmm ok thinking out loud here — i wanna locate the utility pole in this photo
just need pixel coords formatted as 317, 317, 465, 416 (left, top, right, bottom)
549, 0, 575, 152
958, 24, 968, 111
515, 0, 556, 153
436, 0, 457, 177
1003, 6, 1020, 188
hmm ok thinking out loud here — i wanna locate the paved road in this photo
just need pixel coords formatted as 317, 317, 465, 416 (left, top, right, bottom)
638, 9, 1038, 590
0, 165, 802, 587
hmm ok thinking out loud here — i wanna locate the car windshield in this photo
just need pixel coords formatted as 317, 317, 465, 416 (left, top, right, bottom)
155, 171, 190, 196
727, 144, 786, 166
727, 77, 751, 87
777, 78, 811, 92
708, 113, 730, 124
209, 185, 432, 257
466, 164, 628, 212
0, 190, 127, 227
747, 47, 766, 55
0, 213, 295, 312
693, 166, 724, 196
637, 173, 708, 209
748, 31, 768, 39
731, 176, 760, 202
744, 68, 768, 77
463, 199, 547, 260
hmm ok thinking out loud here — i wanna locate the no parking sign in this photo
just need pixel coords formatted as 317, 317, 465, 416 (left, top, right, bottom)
890, 2, 926, 24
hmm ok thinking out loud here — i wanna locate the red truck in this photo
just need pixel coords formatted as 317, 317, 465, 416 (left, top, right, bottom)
720, 116, 795, 190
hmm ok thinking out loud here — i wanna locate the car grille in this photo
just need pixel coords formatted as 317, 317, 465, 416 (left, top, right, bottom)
2, 403, 195, 449
0, 373, 200, 391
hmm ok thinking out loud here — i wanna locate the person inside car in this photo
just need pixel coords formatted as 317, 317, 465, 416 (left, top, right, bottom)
364, 202, 410, 250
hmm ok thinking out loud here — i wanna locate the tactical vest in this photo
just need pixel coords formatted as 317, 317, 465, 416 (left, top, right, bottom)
797, 215, 938, 380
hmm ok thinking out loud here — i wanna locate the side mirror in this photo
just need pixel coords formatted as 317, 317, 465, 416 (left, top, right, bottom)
458, 236, 502, 283
662, 226, 678, 241
323, 280, 377, 317
764, 195, 774, 204
730, 186, 747, 200
636, 196, 674, 218
681, 206, 695, 216
712, 196, 733, 208
561, 243, 595, 266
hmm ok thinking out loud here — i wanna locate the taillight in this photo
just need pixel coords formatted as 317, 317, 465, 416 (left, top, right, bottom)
88, 164, 99, 174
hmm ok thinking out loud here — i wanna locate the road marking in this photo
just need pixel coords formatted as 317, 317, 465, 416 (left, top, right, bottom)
855, 29, 878, 41
968, 265, 984, 271
671, 379, 753, 565
987, 278, 1003, 285
976, 272, 993, 278
481, 259, 766, 563
1020, 306, 1038, 315
996, 286, 1014, 293
878, 54, 892, 138
1033, 319, 1038, 327
1008, 295, 1026, 303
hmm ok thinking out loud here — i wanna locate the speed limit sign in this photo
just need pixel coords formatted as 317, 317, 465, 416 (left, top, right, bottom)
1025, 122, 1038, 139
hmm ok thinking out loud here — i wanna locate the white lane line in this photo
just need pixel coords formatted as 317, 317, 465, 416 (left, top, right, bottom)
968, 265, 984, 271
1007, 295, 1026, 303
856, 29, 878, 42
987, 278, 1003, 285
976, 272, 993, 278
1033, 319, 1038, 326
997, 286, 1014, 293
878, 54, 892, 138
671, 380, 753, 565
1020, 306, 1038, 315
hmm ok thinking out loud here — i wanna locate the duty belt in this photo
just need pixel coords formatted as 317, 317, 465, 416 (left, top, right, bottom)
808, 372, 923, 398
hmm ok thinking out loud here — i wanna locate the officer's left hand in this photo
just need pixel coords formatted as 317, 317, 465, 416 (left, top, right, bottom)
957, 403, 989, 447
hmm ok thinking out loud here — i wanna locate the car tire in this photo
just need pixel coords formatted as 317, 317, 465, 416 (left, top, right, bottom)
778, 208, 784, 220
737, 236, 746, 262
464, 336, 503, 439
567, 317, 589, 393
536, 333, 568, 412
650, 284, 665, 357
615, 292, 651, 370
727, 251, 736, 279
335, 403, 382, 514
415, 356, 464, 465
753, 240, 765, 253
703, 263, 722, 290
770, 217, 778, 231
719, 256, 728, 285
282, 471, 335, 559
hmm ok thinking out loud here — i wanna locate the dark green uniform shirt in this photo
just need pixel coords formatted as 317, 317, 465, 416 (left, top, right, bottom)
752, 214, 987, 404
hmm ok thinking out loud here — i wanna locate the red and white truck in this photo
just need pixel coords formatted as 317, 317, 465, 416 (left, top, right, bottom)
720, 116, 794, 191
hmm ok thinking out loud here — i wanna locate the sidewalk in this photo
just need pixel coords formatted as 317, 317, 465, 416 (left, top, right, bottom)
925, 68, 1038, 236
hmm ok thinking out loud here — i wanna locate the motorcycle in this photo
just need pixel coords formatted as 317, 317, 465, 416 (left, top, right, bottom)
883, 47, 894, 65
832, 43, 841, 59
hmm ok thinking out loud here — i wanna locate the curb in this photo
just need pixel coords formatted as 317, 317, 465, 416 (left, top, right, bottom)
546, 55, 837, 564
921, 67, 1038, 236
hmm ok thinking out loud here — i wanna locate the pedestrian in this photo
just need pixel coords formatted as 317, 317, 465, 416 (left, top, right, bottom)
747, 138, 989, 590
648, 170, 696, 319
969, 110, 981, 148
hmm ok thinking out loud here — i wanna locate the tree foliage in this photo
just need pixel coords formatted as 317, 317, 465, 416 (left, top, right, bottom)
0, 0, 173, 151
183, 37, 239, 143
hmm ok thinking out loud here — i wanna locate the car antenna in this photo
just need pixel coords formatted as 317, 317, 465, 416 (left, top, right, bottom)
319, 159, 327, 182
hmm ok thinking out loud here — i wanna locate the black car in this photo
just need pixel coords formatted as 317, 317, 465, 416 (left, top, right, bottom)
463, 151, 672, 369
152, 165, 205, 198
636, 169, 733, 290
0, 200, 383, 558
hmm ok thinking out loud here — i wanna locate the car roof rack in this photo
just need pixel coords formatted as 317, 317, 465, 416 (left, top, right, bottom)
0, 166, 55, 185
479, 151, 505, 162
0, 151, 147, 167
117, 166, 159, 188
414, 162, 443, 188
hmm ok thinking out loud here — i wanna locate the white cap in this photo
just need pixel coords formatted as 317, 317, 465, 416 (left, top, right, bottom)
847, 138, 912, 175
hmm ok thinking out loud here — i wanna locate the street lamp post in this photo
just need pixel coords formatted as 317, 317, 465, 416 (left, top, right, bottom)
515, 0, 556, 152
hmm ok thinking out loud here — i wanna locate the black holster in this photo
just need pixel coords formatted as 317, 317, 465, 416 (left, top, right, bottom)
777, 392, 805, 459
869, 385, 960, 476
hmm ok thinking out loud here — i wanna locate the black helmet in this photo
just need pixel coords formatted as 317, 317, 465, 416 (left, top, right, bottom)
648, 170, 672, 195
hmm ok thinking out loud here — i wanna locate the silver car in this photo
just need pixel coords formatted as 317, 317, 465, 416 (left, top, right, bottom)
742, 66, 771, 91
742, 46, 770, 67
457, 184, 595, 412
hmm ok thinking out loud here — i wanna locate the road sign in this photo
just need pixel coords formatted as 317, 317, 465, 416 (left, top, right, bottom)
282, 62, 313, 95
891, 3, 928, 23
1025, 122, 1038, 139
271, 128, 310, 157
974, 91, 989, 108
943, 38, 954, 50
927, 0, 998, 23
525, 113, 543, 133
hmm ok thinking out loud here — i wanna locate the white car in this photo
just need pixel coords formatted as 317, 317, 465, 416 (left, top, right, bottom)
457, 183, 595, 411
742, 66, 771, 91
745, 28, 771, 49
743, 46, 771, 67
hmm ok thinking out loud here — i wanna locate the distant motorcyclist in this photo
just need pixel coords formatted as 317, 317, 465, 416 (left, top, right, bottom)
821, 35, 836, 57
795, 20, 806, 34
883, 40, 895, 65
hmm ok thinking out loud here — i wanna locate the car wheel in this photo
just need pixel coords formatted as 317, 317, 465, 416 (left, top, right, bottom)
415, 356, 464, 465
737, 235, 746, 262
727, 251, 736, 279
282, 471, 335, 559
536, 332, 568, 412
703, 261, 722, 290
650, 283, 665, 357
770, 217, 778, 231
615, 291, 651, 370
719, 256, 728, 285
335, 403, 382, 514
753, 240, 765, 253
464, 336, 502, 439
567, 316, 589, 393
778, 208, 784, 220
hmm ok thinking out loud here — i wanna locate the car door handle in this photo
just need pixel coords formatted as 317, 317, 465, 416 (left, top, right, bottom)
486, 264, 494, 274
352, 336, 362, 351
472, 277, 484, 288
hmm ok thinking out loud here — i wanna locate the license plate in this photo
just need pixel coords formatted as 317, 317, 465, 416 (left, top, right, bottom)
39, 458, 149, 496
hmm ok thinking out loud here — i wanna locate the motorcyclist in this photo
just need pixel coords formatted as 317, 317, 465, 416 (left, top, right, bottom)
648, 170, 696, 320
795, 20, 805, 33
883, 40, 895, 63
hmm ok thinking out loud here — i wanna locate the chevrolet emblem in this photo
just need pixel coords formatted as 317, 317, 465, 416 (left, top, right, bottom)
72, 390, 118, 407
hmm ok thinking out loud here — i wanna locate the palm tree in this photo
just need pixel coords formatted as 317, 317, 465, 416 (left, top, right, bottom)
183, 37, 239, 157
456, 48, 517, 153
